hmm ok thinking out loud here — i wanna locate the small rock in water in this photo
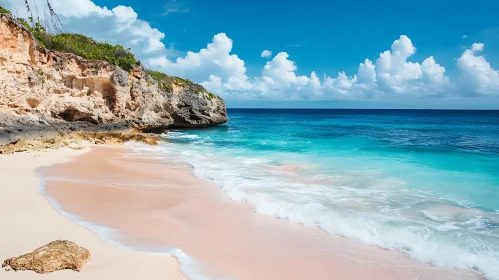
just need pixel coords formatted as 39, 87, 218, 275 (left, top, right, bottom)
2, 240, 90, 274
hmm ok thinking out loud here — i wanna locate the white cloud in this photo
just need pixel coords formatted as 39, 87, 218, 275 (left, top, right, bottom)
309, 71, 321, 89
421, 56, 449, 86
373, 35, 449, 95
457, 43, 499, 95
262, 52, 309, 87
162, 0, 189, 16
113, 5, 137, 23
250, 52, 326, 99
162, 8, 189, 15
261, 50, 272, 58
311, 35, 449, 99
150, 33, 252, 94
323, 72, 358, 94
357, 59, 376, 85
8, 0, 111, 18
471, 43, 484, 52
150, 34, 455, 100
200, 75, 223, 92
46, 0, 112, 18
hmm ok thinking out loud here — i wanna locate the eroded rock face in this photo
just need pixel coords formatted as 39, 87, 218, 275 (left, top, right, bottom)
0, 13, 228, 139
0, 110, 166, 154
2, 240, 91, 274
170, 84, 229, 128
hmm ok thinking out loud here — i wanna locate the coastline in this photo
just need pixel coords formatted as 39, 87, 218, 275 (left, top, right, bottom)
0, 147, 187, 280
38, 145, 484, 280
1, 3, 497, 277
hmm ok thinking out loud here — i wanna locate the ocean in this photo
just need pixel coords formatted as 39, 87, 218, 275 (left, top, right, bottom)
128, 109, 499, 279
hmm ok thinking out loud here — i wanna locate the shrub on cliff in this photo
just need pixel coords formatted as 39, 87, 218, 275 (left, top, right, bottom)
29, 23, 137, 70
147, 70, 174, 93
0, 5, 11, 14
147, 70, 218, 99
40, 33, 137, 70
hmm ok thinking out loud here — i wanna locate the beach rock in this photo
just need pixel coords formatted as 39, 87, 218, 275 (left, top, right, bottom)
2, 240, 91, 274
0, 13, 228, 147
170, 84, 229, 128
0, 110, 166, 154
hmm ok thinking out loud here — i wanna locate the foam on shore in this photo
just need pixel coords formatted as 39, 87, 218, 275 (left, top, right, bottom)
39, 145, 485, 280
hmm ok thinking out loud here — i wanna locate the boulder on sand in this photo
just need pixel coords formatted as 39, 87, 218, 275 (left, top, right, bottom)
2, 240, 90, 274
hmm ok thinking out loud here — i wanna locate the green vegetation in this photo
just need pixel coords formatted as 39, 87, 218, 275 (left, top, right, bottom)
205, 90, 218, 100
36, 68, 45, 84
147, 70, 207, 94
147, 70, 218, 99
0, 4, 137, 70
32, 28, 138, 70
40, 33, 137, 70
147, 70, 174, 93
170, 76, 205, 93
0, 5, 11, 14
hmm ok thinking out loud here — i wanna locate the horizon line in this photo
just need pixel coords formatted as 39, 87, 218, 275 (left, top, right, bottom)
226, 108, 499, 111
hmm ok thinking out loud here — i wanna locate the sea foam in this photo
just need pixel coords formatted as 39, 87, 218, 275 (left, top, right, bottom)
126, 137, 499, 279
36, 170, 211, 280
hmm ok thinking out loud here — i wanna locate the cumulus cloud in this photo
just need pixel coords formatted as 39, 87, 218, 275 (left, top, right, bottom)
261, 50, 272, 58
149, 33, 252, 94
200, 75, 223, 92
372, 35, 449, 95
249, 52, 327, 99
471, 43, 484, 52
421, 57, 449, 87
261, 52, 309, 88
44, 0, 112, 18
322, 72, 358, 96
305, 35, 449, 99
150, 34, 455, 100
457, 43, 499, 95
357, 59, 376, 85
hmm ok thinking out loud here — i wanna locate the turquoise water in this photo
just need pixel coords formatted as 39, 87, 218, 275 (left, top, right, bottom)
129, 109, 499, 279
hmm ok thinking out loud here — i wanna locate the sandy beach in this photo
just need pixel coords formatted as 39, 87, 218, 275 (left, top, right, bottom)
32, 145, 483, 280
1, 0, 498, 277
0, 147, 187, 280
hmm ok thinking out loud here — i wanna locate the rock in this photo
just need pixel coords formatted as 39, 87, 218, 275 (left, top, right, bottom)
170, 84, 229, 128
2, 240, 91, 274
0, 13, 228, 143
0, 110, 164, 154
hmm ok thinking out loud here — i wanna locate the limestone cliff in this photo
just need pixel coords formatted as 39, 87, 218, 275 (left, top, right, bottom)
0, 13, 228, 148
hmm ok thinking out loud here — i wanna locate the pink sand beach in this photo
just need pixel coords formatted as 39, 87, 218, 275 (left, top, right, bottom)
36, 146, 483, 280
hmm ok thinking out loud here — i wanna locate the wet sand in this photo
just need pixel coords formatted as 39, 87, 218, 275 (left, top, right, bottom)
0, 147, 186, 280
40, 146, 483, 280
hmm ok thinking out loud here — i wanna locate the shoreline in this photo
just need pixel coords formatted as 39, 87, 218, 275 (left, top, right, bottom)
0, 146, 187, 280
39, 145, 484, 280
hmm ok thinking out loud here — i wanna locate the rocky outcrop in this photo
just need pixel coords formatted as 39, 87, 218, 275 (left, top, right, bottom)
2, 240, 90, 274
170, 84, 228, 128
0, 13, 228, 148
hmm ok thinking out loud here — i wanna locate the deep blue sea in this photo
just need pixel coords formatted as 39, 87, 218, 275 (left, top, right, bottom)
130, 109, 499, 279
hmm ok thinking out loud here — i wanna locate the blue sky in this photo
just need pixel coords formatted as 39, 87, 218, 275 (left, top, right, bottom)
93, 0, 499, 77
7, 0, 499, 108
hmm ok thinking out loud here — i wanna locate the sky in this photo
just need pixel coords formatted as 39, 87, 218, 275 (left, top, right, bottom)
4, 0, 499, 108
